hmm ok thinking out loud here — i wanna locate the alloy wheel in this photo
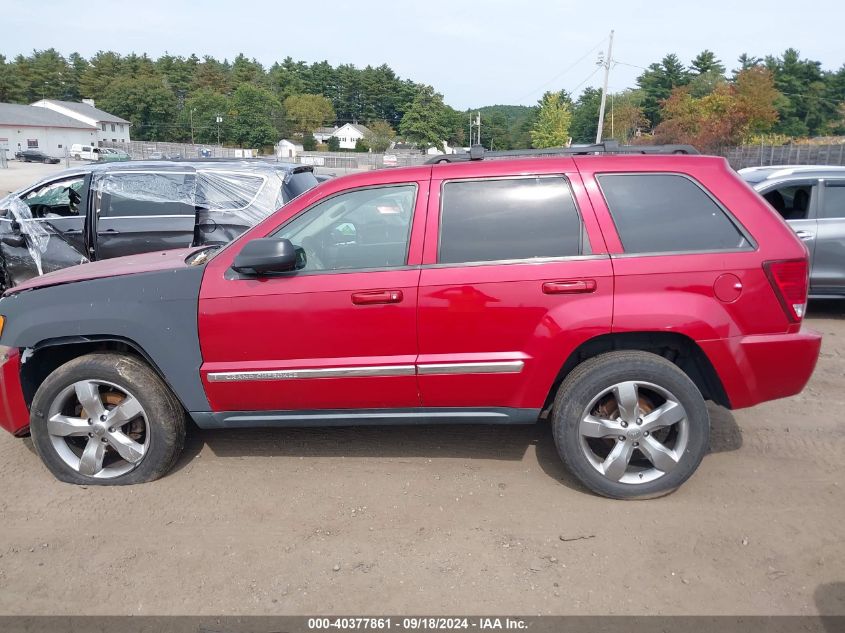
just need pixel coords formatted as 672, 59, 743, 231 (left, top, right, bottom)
46, 380, 149, 479
578, 380, 689, 485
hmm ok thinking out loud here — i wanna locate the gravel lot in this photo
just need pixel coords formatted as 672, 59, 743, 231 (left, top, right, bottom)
0, 159, 843, 616
0, 305, 841, 616
1, 159, 90, 196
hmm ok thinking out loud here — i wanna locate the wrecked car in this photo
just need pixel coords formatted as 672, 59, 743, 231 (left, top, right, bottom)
0, 160, 319, 289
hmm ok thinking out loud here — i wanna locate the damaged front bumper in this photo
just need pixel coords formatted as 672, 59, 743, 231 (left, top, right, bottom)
0, 346, 30, 435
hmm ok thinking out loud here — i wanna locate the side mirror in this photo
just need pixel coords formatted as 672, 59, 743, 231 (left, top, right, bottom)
231, 238, 305, 276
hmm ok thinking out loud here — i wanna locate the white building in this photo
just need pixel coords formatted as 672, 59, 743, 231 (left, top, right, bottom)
331, 123, 372, 150
276, 139, 304, 159
0, 102, 98, 160
32, 99, 131, 145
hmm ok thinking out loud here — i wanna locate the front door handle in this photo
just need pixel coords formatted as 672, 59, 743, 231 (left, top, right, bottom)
795, 230, 815, 241
351, 290, 404, 305
63, 229, 83, 235
542, 279, 597, 294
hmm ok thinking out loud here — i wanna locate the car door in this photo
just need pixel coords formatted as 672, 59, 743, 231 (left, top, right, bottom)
0, 174, 91, 286
90, 169, 197, 259
814, 179, 845, 295
197, 175, 430, 414
415, 162, 613, 414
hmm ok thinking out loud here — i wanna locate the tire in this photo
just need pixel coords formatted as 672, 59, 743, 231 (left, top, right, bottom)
29, 352, 186, 485
552, 351, 710, 500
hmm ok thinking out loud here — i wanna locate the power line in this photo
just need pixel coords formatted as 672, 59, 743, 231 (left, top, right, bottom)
512, 36, 608, 103
613, 60, 649, 71
567, 66, 603, 96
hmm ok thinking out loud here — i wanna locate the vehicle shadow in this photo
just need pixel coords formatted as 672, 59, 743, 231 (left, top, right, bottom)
815, 582, 845, 630
175, 403, 743, 495
175, 421, 539, 476
808, 299, 845, 320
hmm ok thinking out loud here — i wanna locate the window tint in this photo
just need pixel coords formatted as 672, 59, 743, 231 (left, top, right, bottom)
274, 184, 416, 272
598, 174, 748, 253
438, 177, 583, 264
821, 184, 845, 219
95, 172, 195, 218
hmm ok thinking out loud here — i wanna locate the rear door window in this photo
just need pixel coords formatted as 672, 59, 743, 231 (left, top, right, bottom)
760, 183, 815, 220
821, 182, 845, 219
597, 173, 749, 254
438, 176, 584, 264
95, 172, 196, 217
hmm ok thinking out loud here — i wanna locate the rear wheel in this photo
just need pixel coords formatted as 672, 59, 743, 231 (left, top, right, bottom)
30, 352, 185, 485
552, 351, 709, 499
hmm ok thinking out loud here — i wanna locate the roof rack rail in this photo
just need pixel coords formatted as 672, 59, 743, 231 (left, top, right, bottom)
425, 141, 699, 164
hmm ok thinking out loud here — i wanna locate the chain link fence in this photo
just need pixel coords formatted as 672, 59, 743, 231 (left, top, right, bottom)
719, 143, 845, 170
98, 140, 845, 172
100, 140, 257, 160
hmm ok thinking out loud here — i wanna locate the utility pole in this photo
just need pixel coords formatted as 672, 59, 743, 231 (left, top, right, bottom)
216, 115, 222, 147
190, 108, 196, 145
595, 29, 614, 144
475, 112, 481, 146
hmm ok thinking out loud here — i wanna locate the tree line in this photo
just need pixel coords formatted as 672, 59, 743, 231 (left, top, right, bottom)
0, 48, 842, 152
0, 50, 472, 150
528, 48, 845, 152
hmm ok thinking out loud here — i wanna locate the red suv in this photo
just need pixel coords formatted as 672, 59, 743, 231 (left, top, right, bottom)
0, 145, 821, 498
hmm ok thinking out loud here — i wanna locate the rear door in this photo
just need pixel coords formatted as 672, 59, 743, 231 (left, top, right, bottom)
90, 169, 197, 259
815, 179, 845, 295
756, 179, 819, 279
415, 161, 614, 414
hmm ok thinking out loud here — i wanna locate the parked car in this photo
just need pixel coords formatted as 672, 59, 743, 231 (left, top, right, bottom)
0, 160, 319, 289
14, 149, 60, 164
0, 145, 820, 498
147, 151, 164, 160
97, 148, 131, 162
740, 165, 845, 297
70, 144, 100, 161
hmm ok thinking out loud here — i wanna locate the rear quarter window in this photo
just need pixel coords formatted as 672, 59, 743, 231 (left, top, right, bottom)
597, 173, 750, 254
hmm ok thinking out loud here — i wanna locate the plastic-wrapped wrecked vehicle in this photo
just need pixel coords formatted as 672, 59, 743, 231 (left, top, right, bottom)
0, 160, 318, 289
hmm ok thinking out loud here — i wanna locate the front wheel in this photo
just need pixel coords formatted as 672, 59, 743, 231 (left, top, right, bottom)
552, 351, 710, 499
30, 352, 186, 485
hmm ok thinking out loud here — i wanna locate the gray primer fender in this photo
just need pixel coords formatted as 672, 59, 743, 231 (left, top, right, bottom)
0, 266, 209, 411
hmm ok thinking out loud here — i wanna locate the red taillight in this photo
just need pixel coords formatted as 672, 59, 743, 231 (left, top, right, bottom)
764, 259, 809, 323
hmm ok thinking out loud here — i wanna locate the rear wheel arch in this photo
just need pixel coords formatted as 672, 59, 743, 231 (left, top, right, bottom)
543, 331, 730, 413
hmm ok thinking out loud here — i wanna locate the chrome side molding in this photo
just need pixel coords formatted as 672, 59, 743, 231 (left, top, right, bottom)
207, 360, 525, 382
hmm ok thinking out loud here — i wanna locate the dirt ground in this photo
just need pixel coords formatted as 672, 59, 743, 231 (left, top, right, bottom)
0, 303, 841, 616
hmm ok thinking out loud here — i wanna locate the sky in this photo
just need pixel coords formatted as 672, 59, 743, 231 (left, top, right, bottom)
2, 0, 843, 110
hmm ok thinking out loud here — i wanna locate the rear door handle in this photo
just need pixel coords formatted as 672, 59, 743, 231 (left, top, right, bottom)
542, 279, 597, 294
98, 229, 120, 235
795, 230, 815, 241
351, 290, 404, 305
